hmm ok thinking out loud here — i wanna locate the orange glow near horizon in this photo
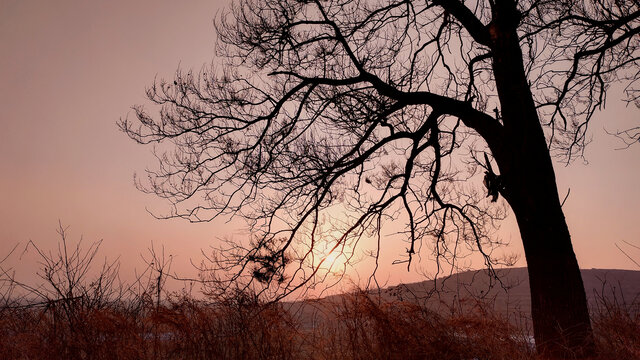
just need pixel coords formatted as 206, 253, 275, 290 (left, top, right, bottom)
313, 241, 350, 276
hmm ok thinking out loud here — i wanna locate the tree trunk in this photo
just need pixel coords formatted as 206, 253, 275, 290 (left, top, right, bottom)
487, 0, 596, 357
508, 171, 595, 358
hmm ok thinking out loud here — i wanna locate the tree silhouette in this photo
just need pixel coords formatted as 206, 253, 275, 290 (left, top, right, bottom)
120, 0, 639, 357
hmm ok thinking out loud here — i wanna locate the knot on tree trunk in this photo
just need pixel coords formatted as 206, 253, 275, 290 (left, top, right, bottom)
483, 152, 504, 202
483, 171, 503, 202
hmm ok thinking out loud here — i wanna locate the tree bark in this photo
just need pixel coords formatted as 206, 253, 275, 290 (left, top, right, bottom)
487, 0, 596, 357
508, 171, 595, 358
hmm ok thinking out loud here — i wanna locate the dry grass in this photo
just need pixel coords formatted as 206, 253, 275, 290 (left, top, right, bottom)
590, 287, 640, 360
0, 229, 637, 359
299, 290, 536, 360
0, 287, 637, 359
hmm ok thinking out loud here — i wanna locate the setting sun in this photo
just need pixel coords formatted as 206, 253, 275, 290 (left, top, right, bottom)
323, 251, 339, 267
312, 242, 351, 276
319, 249, 343, 273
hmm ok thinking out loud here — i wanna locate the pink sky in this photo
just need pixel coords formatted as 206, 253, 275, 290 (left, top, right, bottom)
1, 0, 639, 292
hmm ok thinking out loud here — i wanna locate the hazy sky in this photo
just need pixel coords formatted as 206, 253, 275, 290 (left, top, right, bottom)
1, 0, 639, 291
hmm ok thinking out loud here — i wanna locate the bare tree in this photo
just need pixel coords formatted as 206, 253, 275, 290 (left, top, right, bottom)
120, 0, 640, 357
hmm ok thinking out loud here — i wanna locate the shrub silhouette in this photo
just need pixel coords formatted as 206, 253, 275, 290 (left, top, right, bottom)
1, 228, 638, 359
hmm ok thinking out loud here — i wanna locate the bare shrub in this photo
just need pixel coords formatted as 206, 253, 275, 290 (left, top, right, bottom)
1, 227, 638, 359
591, 283, 640, 360
150, 289, 301, 360
308, 289, 535, 360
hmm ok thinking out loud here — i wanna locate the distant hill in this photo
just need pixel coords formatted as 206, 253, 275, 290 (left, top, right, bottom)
382, 267, 640, 314
285, 267, 640, 328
